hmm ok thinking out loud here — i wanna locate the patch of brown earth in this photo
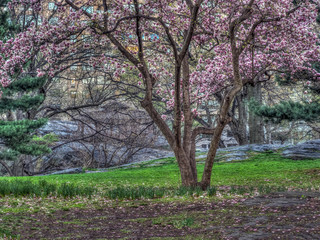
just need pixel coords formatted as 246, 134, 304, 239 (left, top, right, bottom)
7, 192, 320, 239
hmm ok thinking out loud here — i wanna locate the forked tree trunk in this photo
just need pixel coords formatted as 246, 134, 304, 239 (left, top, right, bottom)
142, 99, 199, 187
106, 0, 204, 188
174, 148, 198, 186
0, 159, 13, 176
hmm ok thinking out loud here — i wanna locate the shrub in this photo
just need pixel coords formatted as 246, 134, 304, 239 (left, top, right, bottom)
0, 179, 95, 198
207, 186, 217, 197
105, 186, 166, 200
0, 180, 39, 197
57, 183, 95, 198
38, 180, 56, 197
105, 185, 219, 200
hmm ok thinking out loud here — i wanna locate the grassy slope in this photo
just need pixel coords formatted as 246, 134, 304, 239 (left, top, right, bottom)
1, 152, 320, 190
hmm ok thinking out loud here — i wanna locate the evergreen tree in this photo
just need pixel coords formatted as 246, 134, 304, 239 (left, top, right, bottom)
0, 0, 16, 40
0, 1, 50, 176
249, 100, 320, 124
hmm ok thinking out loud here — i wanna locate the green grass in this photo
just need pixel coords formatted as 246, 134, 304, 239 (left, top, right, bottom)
0, 152, 319, 201
1, 153, 320, 190
151, 213, 196, 229
210, 152, 320, 188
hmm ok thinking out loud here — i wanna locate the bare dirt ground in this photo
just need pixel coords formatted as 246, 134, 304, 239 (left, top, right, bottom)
6, 191, 320, 239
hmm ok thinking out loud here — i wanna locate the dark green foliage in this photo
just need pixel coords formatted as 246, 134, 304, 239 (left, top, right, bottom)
307, 62, 320, 94
0, 118, 51, 157
275, 72, 293, 86
104, 184, 287, 200
0, 4, 50, 165
0, 180, 42, 197
249, 100, 320, 123
0, 76, 47, 112
3, 76, 47, 93
38, 179, 57, 196
0, 0, 17, 41
0, 94, 44, 112
175, 186, 203, 197
0, 149, 19, 161
0, 119, 47, 137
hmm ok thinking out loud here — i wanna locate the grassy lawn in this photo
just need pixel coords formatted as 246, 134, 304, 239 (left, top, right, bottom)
1, 152, 320, 189
1, 152, 320, 239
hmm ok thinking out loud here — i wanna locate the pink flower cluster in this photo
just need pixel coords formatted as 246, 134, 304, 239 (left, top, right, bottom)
0, 0, 319, 121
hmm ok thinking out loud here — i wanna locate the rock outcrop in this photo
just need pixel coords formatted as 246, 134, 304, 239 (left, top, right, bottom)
215, 144, 290, 162
282, 139, 320, 160
32, 119, 320, 175
45, 168, 83, 175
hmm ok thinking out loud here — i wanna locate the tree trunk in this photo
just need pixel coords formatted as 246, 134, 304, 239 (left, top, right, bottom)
189, 136, 198, 182
265, 122, 272, 144
182, 49, 198, 183
6, 110, 16, 121
174, 147, 198, 187
229, 94, 248, 145
200, 14, 248, 188
200, 120, 227, 189
248, 83, 264, 144
0, 159, 13, 176
200, 87, 242, 189
141, 99, 198, 187
12, 156, 24, 176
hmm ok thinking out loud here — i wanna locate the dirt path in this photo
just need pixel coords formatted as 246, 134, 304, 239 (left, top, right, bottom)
6, 192, 320, 239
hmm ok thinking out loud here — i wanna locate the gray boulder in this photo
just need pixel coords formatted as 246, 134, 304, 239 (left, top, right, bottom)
47, 168, 83, 175
40, 142, 88, 171
219, 144, 289, 153
282, 139, 320, 160
215, 144, 290, 162
40, 120, 79, 138
223, 151, 248, 162
38, 141, 174, 173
